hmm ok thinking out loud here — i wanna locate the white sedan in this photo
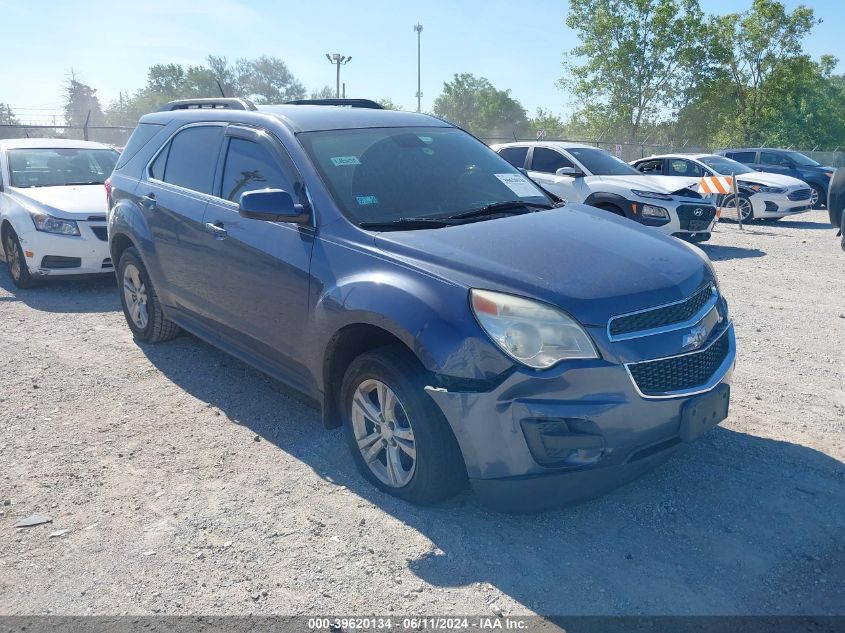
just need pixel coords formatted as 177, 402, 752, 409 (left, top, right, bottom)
631, 154, 814, 221
0, 139, 118, 288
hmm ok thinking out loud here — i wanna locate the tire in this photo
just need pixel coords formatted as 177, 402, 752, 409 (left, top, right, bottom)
810, 183, 826, 210
2, 225, 37, 289
722, 194, 754, 222
117, 247, 180, 343
340, 345, 466, 505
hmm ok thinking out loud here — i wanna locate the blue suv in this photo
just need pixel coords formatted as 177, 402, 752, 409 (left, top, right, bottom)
108, 98, 736, 511
718, 147, 834, 209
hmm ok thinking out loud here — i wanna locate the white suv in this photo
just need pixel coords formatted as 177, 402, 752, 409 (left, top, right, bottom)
492, 142, 717, 242
0, 139, 118, 288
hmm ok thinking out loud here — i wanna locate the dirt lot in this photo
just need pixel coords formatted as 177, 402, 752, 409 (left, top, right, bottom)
0, 210, 843, 616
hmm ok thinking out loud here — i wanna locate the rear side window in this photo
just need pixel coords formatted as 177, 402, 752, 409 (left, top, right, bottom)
498, 146, 528, 169
161, 126, 224, 194
531, 147, 574, 174
636, 159, 663, 174
220, 138, 294, 202
728, 151, 756, 164
114, 123, 164, 170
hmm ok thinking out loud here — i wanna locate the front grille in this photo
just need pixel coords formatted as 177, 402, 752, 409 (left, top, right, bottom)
628, 328, 730, 396
609, 282, 715, 337
676, 204, 717, 231
91, 226, 108, 241
41, 255, 81, 269
787, 188, 812, 201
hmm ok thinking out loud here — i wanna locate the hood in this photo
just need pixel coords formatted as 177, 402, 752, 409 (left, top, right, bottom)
373, 204, 711, 326
735, 171, 806, 188
8, 185, 108, 219
588, 174, 700, 195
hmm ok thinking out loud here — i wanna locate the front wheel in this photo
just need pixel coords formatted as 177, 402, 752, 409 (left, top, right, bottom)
2, 225, 37, 289
117, 247, 180, 343
810, 184, 826, 210
341, 346, 466, 505
722, 194, 754, 222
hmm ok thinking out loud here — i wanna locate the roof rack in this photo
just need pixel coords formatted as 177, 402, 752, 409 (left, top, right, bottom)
159, 98, 257, 112
284, 98, 383, 110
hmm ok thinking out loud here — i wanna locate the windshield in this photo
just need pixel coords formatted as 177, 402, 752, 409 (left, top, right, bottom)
298, 126, 549, 225
564, 147, 640, 176
698, 155, 755, 175
785, 151, 820, 167
7, 147, 119, 188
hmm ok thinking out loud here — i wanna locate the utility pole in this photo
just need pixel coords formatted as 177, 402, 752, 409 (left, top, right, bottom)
325, 53, 351, 98
414, 23, 423, 112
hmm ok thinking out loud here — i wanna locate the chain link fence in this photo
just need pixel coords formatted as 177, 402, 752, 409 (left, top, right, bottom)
0, 124, 135, 146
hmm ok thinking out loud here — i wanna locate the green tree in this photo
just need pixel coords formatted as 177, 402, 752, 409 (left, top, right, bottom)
708, 0, 819, 144
310, 85, 336, 100
561, 0, 707, 141
432, 73, 528, 138
528, 108, 568, 139
64, 71, 105, 131
235, 56, 305, 104
377, 98, 401, 110
0, 103, 20, 140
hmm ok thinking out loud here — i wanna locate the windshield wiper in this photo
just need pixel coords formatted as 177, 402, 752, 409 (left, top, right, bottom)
358, 217, 457, 231
445, 200, 554, 221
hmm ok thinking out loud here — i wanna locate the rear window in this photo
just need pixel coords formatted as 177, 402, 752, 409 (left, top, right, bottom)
497, 146, 529, 169
114, 123, 164, 170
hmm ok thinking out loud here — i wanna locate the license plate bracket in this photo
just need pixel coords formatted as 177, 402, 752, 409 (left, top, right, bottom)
679, 384, 730, 443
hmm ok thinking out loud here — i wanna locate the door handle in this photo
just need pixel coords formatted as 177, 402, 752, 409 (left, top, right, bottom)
205, 222, 228, 240
140, 193, 157, 209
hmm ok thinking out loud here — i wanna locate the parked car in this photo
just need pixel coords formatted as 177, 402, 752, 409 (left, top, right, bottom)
492, 142, 717, 242
716, 148, 833, 209
108, 98, 735, 511
0, 139, 118, 288
828, 168, 845, 251
632, 154, 813, 222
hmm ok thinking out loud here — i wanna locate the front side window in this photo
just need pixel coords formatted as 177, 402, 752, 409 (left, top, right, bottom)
298, 126, 548, 225
564, 147, 640, 176
668, 159, 705, 178
498, 146, 529, 169
161, 126, 224, 194
760, 151, 790, 167
530, 147, 574, 174
7, 148, 119, 188
221, 137, 294, 202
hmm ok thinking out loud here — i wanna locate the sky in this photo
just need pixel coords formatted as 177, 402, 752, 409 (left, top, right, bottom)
2, 0, 844, 125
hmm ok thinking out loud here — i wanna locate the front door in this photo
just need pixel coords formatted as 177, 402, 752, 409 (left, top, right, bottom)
527, 146, 582, 202
201, 125, 315, 385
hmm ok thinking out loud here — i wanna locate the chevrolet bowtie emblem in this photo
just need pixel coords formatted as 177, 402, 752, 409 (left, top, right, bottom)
683, 324, 708, 350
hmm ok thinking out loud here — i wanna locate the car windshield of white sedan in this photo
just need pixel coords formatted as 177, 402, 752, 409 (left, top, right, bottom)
699, 156, 755, 175
8, 148, 119, 188
786, 151, 820, 167
298, 126, 549, 225
564, 147, 640, 176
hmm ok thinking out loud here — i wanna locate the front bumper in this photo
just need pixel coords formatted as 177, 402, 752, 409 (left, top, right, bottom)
16, 221, 112, 276
635, 200, 717, 238
426, 321, 736, 512
750, 192, 813, 218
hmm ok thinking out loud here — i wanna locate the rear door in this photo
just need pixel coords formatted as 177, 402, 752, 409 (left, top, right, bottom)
527, 146, 582, 202
201, 125, 315, 385
143, 123, 225, 318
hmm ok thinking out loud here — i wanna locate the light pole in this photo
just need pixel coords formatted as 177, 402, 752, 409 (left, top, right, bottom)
413, 24, 423, 112
325, 53, 351, 99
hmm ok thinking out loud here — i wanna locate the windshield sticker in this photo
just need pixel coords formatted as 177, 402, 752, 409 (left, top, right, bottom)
330, 156, 361, 167
355, 195, 379, 206
494, 173, 539, 198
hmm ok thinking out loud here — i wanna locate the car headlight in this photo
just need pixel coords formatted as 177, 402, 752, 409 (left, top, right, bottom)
749, 184, 786, 194
29, 211, 80, 236
631, 189, 673, 201
470, 289, 599, 369
641, 204, 669, 218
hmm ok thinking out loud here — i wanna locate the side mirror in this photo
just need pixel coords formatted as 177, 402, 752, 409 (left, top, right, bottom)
238, 189, 310, 224
555, 166, 584, 178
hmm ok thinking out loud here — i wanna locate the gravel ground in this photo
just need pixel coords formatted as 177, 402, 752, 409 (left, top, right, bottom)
0, 210, 843, 616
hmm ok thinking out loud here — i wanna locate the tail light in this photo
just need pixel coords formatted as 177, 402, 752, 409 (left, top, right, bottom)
104, 177, 112, 208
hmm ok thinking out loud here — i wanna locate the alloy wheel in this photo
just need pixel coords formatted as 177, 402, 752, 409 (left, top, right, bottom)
122, 263, 149, 330
725, 196, 753, 221
810, 187, 819, 208
351, 379, 417, 488
5, 232, 21, 281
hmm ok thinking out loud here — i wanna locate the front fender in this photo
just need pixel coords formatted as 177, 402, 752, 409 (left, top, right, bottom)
583, 191, 635, 219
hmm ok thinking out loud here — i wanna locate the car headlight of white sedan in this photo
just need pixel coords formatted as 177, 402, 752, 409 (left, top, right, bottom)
470, 289, 599, 369
29, 210, 80, 236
